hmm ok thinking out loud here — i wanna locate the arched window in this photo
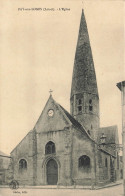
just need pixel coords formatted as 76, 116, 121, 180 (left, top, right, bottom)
19, 159, 27, 170
79, 155, 90, 168
89, 99, 93, 111
45, 141, 55, 154
77, 99, 82, 112
105, 158, 108, 167
78, 106, 82, 112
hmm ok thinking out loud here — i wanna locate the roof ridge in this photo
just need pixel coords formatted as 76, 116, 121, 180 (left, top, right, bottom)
58, 104, 95, 142
58, 104, 82, 127
52, 100, 72, 126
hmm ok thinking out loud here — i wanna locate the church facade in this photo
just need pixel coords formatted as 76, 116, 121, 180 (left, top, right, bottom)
8, 10, 122, 187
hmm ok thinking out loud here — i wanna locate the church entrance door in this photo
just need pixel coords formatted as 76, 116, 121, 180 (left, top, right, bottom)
46, 159, 58, 185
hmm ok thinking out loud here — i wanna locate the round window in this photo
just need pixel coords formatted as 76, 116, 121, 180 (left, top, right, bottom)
48, 109, 54, 117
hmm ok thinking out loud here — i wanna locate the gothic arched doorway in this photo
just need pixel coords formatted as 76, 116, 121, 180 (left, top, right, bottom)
46, 159, 58, 185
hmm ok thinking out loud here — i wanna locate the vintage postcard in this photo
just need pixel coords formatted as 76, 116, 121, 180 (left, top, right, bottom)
0, 0, 124, 196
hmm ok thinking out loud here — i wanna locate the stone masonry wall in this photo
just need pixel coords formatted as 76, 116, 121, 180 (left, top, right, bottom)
10, 130, 36, 185
72, 128, 96, 186
36, 127, 73, 186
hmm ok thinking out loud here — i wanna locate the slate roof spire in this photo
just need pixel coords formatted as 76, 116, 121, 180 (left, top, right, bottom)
70, 9, 99, 98
70, 10, 100, 137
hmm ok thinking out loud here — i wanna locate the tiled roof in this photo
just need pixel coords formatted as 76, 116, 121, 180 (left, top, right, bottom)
97, 125, 119, 156
98, 125, 119, 144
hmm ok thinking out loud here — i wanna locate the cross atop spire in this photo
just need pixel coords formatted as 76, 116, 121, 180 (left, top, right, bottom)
49, 89, 53, 95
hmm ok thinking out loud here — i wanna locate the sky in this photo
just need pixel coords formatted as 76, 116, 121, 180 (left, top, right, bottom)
0, 0, 124, 155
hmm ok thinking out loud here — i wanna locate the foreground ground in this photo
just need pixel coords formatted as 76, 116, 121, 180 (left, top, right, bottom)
0, 184, 123, 196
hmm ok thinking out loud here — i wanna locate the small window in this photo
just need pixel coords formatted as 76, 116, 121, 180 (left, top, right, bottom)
45, 141, 55, 154
78, 99, 82, 105
77, 99, 82, 113
79, 155, 90, 168
89, 106, 93, 111
105, 158, 108, 167
19, 159, 27, 170
89, 99, 92, 104
89, 99, 93, 111
78, 106, 82, 112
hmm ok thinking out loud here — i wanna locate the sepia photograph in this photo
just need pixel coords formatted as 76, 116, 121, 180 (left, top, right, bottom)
0, 0, 124, 195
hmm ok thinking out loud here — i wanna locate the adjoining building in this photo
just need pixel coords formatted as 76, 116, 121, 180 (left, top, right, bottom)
0, 151, 11, 185
5, 10, 122, 187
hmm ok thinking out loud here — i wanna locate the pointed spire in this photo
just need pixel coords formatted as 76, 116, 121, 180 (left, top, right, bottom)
70, 9, 98, 98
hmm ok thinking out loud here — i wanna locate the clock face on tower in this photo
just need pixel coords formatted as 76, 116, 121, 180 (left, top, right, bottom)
48, 109, 54, 117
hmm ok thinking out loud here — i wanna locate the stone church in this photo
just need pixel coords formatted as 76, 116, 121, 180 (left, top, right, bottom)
7, 10, 122, 187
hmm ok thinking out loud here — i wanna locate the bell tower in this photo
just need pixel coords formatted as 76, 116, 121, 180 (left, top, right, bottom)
70, 10, 100, 137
